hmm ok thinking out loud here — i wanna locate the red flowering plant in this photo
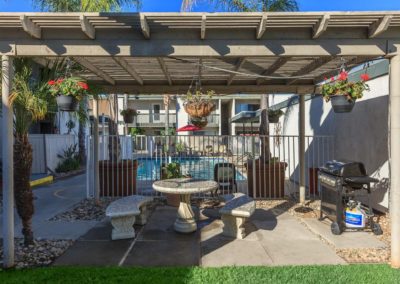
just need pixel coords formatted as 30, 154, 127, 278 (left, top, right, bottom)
47, 77, 89, 100
321, 71, 370, 102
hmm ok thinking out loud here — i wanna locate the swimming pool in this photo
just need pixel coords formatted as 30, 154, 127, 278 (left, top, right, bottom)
136, 157, 245, 181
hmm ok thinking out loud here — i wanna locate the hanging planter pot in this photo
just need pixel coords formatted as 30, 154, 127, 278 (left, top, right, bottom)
330, 95, 355, 113
123, 114, 135, 124
268, 109, 284, 123
190, 116, 208, 128
120, 108, 137, 124
322, 70, 370, 114
184, 102, 216, 118
268, 115, 280, 123
56, 95, 79, 112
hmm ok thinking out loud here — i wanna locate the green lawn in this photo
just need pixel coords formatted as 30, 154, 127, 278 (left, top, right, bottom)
1, 265, 399, 284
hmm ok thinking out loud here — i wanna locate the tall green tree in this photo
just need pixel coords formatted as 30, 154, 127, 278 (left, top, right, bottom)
181, 0, 298, 12
2, 59, 65, 245
34, 0, 141, 12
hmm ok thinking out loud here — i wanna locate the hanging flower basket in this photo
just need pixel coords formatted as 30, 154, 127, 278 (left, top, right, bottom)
183, 90, 216, 118
120, 108, 137, 124
184, 102, 216, 118
322, 71, 370, 113
48, 77, 89, 112
329, 95, 355, 113
268, 109, 284, 123
56, 95, 79, 111
190, 116, 208, 128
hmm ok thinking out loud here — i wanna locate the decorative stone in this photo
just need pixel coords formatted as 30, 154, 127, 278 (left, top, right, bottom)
219, 193, 255, 239
106, 195, 153, 240
153, 178, 218, 233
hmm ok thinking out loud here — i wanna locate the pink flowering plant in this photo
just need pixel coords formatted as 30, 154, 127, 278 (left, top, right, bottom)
47, 77, 89, 100
321, 71, 370, 102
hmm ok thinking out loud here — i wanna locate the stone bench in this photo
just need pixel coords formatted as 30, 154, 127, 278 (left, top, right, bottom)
219, 193, 255, 239
106, 195, 153, 240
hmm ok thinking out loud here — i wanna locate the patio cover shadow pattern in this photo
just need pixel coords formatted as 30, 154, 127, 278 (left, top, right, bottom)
1, 12, 400, 94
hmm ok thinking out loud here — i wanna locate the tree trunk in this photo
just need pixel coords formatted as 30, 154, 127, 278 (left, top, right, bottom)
259, 94, 271, 162
14, 133, 34, 246
108, 94, 120, 162
78, 117, 86, 165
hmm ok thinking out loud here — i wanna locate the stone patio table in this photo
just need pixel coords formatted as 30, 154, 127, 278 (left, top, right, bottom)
153, 178, 218, 233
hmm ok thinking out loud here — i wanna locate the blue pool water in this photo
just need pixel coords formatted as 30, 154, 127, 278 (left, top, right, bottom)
136, 157, 245, 181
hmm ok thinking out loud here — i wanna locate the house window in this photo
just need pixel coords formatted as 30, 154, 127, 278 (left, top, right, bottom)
152, 104, 161, 122
235, 103, 260, 114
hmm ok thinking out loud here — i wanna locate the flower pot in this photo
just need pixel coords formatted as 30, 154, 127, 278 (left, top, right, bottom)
56, 95, 78, 112
246, 160, 287, 198
184, 102, 216, 118
123, 114, 135, 124
99, 160, 138, 197
190, 116, 208, 128
330, 95, 355, 113
268, 115, 280, 123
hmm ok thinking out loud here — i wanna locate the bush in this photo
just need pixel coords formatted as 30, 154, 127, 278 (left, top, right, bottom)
55, 144, 81, 173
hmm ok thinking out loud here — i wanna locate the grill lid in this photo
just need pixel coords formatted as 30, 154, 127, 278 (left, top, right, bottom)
319, 160, 366, 177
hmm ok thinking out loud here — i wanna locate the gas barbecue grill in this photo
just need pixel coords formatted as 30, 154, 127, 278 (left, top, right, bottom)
318, 160, 382, 235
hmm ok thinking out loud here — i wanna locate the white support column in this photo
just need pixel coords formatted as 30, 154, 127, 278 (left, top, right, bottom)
299, 94, 306, 204
218, 99, 222, 135
124, 93, 128, 135
2, 55, 14, 268
390, 53, 400, 268
93, 99, 100, 201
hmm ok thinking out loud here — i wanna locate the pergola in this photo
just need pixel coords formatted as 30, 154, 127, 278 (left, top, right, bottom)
1, 12, 400, 268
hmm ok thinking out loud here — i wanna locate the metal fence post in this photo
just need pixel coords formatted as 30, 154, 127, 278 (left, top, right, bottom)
93, 99, 100, 201
299, 94, 306, 204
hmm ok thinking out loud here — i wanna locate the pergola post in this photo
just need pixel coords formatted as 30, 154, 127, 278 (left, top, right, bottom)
2, 55, 14, 268
298, 94, 306, 204
93, 98, 100, 201
390, 52, 400, 268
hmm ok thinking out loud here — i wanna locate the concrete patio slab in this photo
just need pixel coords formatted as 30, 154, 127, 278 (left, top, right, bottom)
301, 218, 387, 249
199, 207, 345, 266
124, 240, 200, 267
201, 220, 272, 267
54, 239, 133, 266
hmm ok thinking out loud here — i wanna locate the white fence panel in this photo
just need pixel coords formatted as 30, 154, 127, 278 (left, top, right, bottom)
45, 135, 78, 172
29, 135, 46, 174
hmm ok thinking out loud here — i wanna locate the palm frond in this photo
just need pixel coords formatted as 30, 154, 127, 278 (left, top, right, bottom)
181, 0, 298, 12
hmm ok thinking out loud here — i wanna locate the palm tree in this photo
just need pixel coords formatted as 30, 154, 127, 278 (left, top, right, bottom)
34, 0, 141, 12
181, 0, 298, 12
6, 59, 64, 245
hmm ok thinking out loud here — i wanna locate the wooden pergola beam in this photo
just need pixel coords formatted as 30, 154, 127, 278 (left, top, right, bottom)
73, 57, 115, 85
80, 15, 95, 39
113, 57, 143, 85
313, 14, 330, 39
7, 39, 389, 57
313, 56, 364, 83
157, 57, 172, 85
287, 56, 334, 85
20, 15, 41, 39
201, 14, 206, 40
369, 15, 393, 38
100, 84, 316, 94
227, 57, 246, 85
256, 14, 268, 39
256, 57, 289, 85
140, 14, 150, 39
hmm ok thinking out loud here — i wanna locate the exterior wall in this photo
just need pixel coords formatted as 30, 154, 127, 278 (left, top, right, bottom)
280, 75, 389, 211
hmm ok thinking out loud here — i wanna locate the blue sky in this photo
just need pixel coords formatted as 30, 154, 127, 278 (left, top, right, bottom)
0, 0, 399, 12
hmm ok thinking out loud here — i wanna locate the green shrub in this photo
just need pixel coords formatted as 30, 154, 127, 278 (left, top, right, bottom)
55, 144, 81, 173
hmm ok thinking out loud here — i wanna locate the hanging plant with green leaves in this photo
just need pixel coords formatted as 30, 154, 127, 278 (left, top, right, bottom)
183, 90, 216, 118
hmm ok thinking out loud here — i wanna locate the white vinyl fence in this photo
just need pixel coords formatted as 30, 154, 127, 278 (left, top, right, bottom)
30, 134, 78, 174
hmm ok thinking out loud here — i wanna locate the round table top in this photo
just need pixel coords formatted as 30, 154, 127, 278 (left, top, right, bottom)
152, 178, 218, 195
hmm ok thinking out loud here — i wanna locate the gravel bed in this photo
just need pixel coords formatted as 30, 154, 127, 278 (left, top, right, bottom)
49, 197, 164, 222
49, 198, 118, 222
256, 198, 391, 264
0, 239, 73, 269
